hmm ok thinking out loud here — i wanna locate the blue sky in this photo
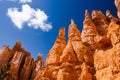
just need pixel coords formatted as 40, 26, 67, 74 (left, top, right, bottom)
0, 0, 117, 60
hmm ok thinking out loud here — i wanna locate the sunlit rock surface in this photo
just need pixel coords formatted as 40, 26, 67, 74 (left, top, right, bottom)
0, 1, 120, 80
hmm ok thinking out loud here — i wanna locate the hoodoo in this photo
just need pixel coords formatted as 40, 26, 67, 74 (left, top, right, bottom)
0, 1, 120, 80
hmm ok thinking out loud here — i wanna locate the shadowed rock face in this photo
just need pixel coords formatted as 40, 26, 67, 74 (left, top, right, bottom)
8, 51, 24, 80
0, 46, 14, 66
0, 41, 36, 80
20, 56, 34, 80
0, 1, 120, 80
92, 10, 109, 35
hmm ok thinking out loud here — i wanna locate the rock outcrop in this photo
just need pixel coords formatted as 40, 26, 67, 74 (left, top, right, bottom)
20, 56, 34, 80
0, 1, 120, 80
0, 41, 34, 80
81, 10, 98, 50
37, 19, 94, 80
8, 51, 24, 80
79, 63, 92, 80
31, 54, 44, 80
92, 10, 109, 35
115, 0, 120, 18
46, 28, 67, 66
0, 46, 14, 66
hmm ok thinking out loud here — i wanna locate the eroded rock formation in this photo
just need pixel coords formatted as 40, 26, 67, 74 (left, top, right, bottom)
46, 27, 67, 66
20, 56, 34, 80
0, 46, 14, 66
0, 1, 120, 80
31, 54, 45, 80
8, 51, 24, 80
115, 0, 120, 18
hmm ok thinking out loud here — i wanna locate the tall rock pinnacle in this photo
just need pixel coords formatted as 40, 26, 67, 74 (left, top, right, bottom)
81, 10, 98, 47
84, 10, 91, 19
31, 54, 44, 80
60, 19, 80, 63
68, 19, 81, 41
46, 28, 66, 66
60, 19, 93, 64
0, 1, 120, 79
59, 20, 93, 80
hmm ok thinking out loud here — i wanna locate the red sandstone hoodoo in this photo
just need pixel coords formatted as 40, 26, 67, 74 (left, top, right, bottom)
0, 0, 120, 80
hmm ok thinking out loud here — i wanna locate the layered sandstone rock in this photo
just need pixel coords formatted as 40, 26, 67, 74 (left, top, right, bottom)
37, 19, 93, 80
60, 21, 78, 62
20, 56, 34, 80
79, 63, 92, 80
8, 51, 24, 80
81, 10, 98, 50
31, 54, 44, 80
106, 10, 118, 22
94, 14, 120, 80
92, 10, 109, 35
34, 28, 67, 80
0, 41, 33, 80
115, 0, 120, 18
46, 28, 67, 66
0, 1, 120, 80
58, 20, 81, 80
81, 10, 97, 45
57, 62, 78, 80
0, 46, 14, 66
13, 40, 30, 57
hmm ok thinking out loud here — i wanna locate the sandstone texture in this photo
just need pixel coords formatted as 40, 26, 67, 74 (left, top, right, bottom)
115, 0, 120, 18
0, 1, 120, 80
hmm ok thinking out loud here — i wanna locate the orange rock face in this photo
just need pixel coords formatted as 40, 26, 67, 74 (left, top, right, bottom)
20, 56, 34, 80
0, 46, 14, 66
0, 41, 34, 80
31, 54, 44, 80
39, 19, 94, 80
115, 0, 120, 18
0, 1, 120, 80
46, 28, 67, 66
8, 51, 24, 80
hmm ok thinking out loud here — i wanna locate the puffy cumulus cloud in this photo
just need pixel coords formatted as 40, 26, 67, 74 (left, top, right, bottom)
20, 0, 32, 3
7, 4, 52, 31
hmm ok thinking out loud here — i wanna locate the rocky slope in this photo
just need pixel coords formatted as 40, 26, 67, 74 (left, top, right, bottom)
0, 1, 120, 80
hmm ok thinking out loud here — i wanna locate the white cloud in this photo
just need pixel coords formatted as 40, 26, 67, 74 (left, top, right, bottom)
20, 0, 32, 3
7, 4, 52, 31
